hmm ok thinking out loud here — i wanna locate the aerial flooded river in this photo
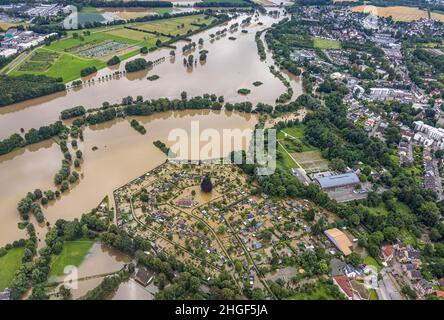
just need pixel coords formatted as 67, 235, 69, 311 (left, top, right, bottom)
0, 9, 302, 299
0, 10, 301, 139
0, 110, 257, 245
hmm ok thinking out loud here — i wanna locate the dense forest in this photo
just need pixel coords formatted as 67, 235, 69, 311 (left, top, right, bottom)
0, 75, 65, 107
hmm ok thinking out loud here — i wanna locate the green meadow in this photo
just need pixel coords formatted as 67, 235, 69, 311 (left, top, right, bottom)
50, 240, 95, 277
0, 247, 25, 291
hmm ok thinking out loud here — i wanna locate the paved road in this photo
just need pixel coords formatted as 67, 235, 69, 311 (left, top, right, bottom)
1, 50, 33, 75
378, 269, 404, 300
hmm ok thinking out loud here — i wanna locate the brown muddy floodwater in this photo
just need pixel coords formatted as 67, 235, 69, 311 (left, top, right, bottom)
0, 10, 300, 139
51, 243, 131, 299
111, 279, 158, 300
0, 110, 257, 246
0, 140, 63, 244
0, 10, 296, 300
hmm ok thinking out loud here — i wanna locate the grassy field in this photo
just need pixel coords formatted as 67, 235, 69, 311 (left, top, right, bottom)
135, 14, 216, 37
12, 48, 106, 82
369, 288, 378, 300
105, 28, 168, 43
367, 200, 412, 217
8, 14, 213, 82
0, 247, 25, 291
280, 126, 305, 140
313, 38, 341, 49
278, 125, 318, 152
50, 240, 95, 276
44, 31, 140, 53
351, 5, 444, 22
292, 151, 330, 172
364, 256, 383, 272
288, 283, 338, 300
277, 125, 329, 172
81, 6, 102, 13
400, 229, 417, 246
367, 203, 390, 216
277, 143, 299, 169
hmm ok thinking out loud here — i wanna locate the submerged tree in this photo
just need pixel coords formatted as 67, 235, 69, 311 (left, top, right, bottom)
200, 176, 213, 193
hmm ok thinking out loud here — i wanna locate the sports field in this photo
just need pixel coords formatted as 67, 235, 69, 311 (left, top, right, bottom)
313, 38, 341, 49
8, 14, 215, 83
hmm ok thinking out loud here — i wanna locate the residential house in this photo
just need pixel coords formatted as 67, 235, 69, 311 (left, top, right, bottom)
333, 275, 353, 300
381, 244, 394, 263
135, 268, 154, 287
406, 270, 422, 281
415, 279, 434, 296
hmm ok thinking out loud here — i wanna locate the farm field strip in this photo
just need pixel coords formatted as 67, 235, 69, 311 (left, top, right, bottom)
351, 5, 444, 22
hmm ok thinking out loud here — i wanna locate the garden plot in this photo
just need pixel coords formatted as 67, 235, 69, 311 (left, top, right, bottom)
291, 151, 330, 173
18, 50, 60, 72
77, 40, 129, 59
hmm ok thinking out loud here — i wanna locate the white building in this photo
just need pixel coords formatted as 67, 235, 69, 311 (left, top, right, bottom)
0, 48, 18, 58
414, 121, 444, 149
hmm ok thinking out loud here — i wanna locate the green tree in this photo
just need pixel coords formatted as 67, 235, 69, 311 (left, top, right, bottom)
347, 252, 363, 267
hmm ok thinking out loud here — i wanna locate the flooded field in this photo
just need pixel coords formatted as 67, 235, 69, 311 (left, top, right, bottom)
0, 110, 257, 246
0, 11, 300, 139
111, 279, 158, 300
0, 140, 63, 244
50, 243, 131, 299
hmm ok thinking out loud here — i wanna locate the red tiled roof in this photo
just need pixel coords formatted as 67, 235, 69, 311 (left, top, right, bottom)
381, 245, 394, 258
334, 275, 353, 298
436, 291, 444, 298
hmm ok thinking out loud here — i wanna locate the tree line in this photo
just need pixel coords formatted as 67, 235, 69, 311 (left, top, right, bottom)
0, 75, 65, 107
0, 121, 66, 155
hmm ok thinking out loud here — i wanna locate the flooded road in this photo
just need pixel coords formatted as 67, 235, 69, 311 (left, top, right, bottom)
0, 10, 301, 139
0, 110, 257, 246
